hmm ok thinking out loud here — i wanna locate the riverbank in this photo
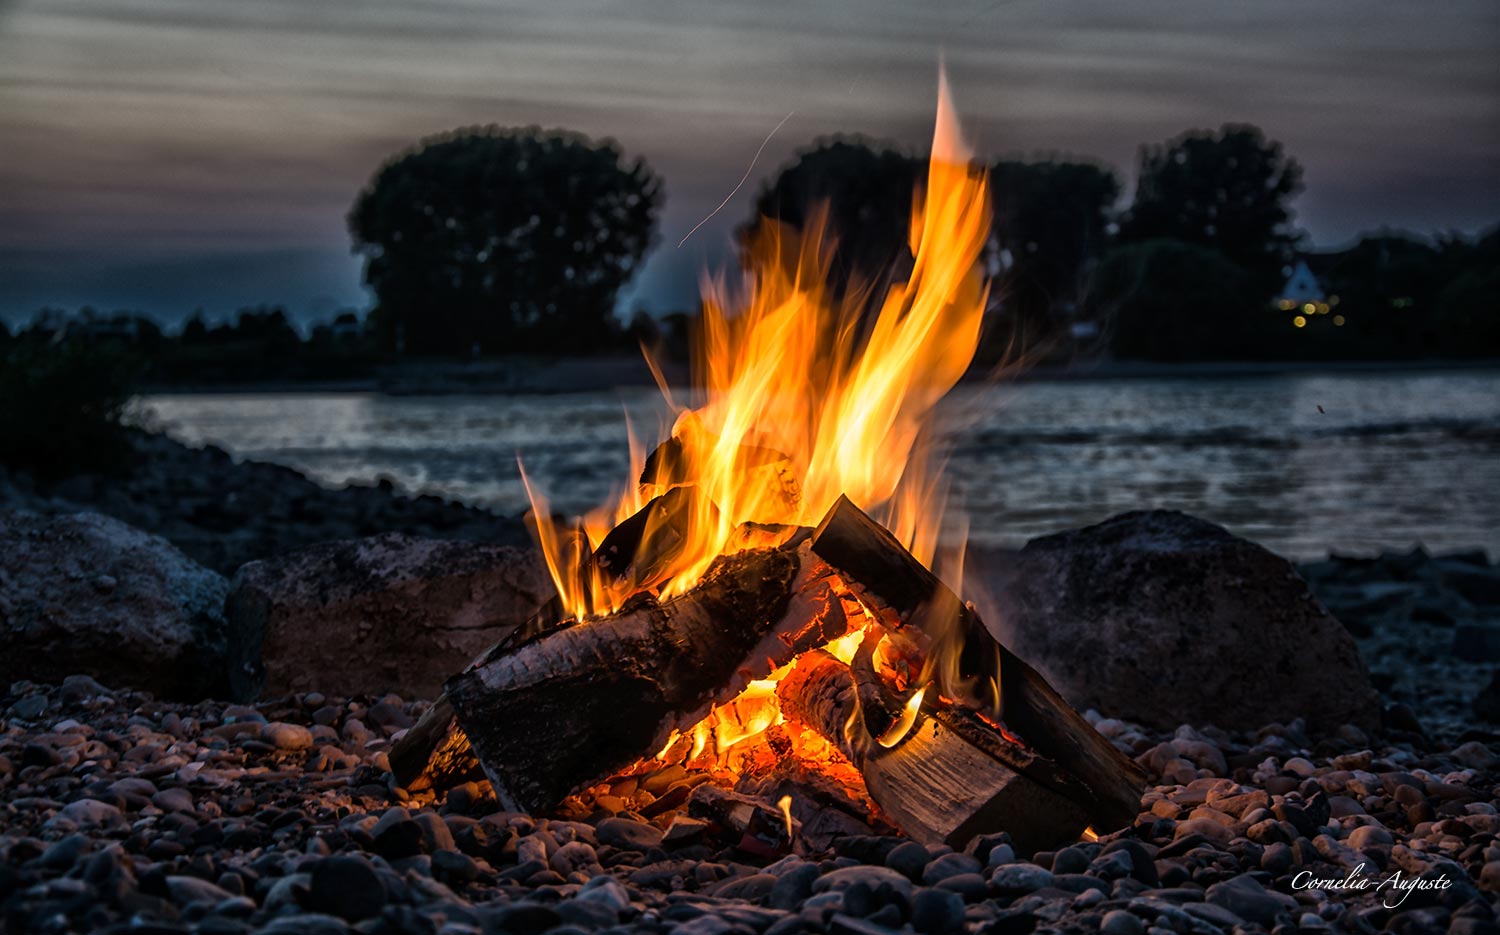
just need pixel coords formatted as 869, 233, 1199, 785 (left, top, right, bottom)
0, 429, 527, 575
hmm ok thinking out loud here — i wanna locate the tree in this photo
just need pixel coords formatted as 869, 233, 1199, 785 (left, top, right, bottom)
741, 138, 919, 303
350, 127, 663, 355
1087, 239, 1268, 361
1315, 233, 1449, 356
989, 160, 1120, 341
1119, 125, 1302, 299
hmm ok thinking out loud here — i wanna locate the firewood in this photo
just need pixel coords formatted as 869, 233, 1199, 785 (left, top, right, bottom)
389, 593, 569, 792
446, 544, 847, 812
776, 649, 1089, 852
810, 495, 1147, 833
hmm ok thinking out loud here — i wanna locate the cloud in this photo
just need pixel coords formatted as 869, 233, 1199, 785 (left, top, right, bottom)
1, 0, 1496, 319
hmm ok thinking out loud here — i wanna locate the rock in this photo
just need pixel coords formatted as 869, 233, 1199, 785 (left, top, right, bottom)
371, 807, 424, 859
596, 817, 664, 850
263, 722, 314, 751
0, 511, 238, 700
44, 798, 125, 831
1205, 874, 1296, 927
715, 873, 778, 901
225, 533, 552, 698
151, 788, 194, 813
1450, 740, 1498, 769
976, 511, 1380, 731
885, 841, 930, 881
768, 862, 821, 910
432, 847, 481, 884
1348, 824, 1394, 849
1100, 910, 1144, 935
988, 864, 1054, 895
922, 852, 981, 884
910, 887, 965, 934
812, 865, 915, 905
165, 875, 234, 907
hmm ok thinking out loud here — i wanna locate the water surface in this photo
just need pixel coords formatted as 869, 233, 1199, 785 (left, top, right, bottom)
138, 370, 1500, 560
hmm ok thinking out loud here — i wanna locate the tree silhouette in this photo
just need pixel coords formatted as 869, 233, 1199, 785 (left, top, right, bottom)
1088, 239, 1267, 361
740, 138, 919, 304
1119, 125, 1302, 299
990, 160, 1120, 340
350, 127, 663, 355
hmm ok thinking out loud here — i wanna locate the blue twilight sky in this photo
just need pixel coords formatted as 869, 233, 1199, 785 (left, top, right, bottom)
1, 0, 1497, 329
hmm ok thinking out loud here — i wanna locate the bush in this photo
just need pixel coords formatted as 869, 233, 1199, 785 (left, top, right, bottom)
0, 341, 139, 477
1086, 239, 1270, 361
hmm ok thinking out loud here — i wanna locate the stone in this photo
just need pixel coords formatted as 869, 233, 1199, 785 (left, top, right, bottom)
812, 865, 915, 905
596, 817, 663, 850
225, 533, 552, 698
165, 875, 234, 907
1100, 910, 1145, 935
886, 841, 930, 881
0, 511, 237, 700
1347, 824, 1394, 849
432, 848, 481, 884
921, 852, 981, 884
988, 864, 1054, 895
263, 722, 314, 751
151, 788, 194, 813
768, 862, 821, 910
44, 798, 125, 831
715, 873, 778, 901
910, 887, 965, 934
974, 511, 1380, 731
1205, 874, 1296, 927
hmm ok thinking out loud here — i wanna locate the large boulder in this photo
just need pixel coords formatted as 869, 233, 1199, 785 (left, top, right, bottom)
977, 510, 1380, 732
0, 511, 236, 700
226, 534, 554, 699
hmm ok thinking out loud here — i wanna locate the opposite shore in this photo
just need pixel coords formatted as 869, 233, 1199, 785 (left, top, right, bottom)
137, 355, 1500, 396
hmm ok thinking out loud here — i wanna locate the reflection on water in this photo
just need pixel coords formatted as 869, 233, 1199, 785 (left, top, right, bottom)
137, 371, 1500, 560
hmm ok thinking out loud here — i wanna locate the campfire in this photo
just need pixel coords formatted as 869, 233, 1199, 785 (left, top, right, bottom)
391, 75, 1146, 856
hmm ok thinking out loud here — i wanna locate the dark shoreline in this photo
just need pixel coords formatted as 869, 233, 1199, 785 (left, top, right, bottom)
135, 356, 1500, 397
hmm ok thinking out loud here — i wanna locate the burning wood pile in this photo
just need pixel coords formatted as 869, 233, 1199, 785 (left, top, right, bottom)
391, 75, 1145, 856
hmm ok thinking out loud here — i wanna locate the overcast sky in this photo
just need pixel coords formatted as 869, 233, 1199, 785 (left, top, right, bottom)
1, 0, 1496, 327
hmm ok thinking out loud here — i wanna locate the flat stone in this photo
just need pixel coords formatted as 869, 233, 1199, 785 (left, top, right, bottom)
263, 722, 313, 751
225, 534, 551, 698
596, 817, 663, 850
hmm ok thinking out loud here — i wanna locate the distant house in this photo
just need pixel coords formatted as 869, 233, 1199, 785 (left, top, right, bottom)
1277, 259, 1325, 308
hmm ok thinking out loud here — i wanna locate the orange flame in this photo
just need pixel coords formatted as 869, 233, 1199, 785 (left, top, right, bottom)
523, 70, 990, 619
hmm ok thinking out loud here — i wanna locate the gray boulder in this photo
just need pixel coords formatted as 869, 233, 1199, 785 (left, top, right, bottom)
0, 511, 235, 700
226, 534, 553, 699
976, 510, 1379, 732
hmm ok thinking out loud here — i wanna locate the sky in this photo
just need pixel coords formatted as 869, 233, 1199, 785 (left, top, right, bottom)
1, 0, 1497, 329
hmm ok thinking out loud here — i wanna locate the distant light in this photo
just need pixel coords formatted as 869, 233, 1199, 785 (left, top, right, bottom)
1302, 303, 1315, 314
1329, 295, 1340, 306
1334, 315, 1346, 326
1293, 316, 1307, 328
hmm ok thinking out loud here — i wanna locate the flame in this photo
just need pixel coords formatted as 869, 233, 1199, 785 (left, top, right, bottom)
777, 794, 795, 840
522, 71, 989, 620
875, 684, 928, 748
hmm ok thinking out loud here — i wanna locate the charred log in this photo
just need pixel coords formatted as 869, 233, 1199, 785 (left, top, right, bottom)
810, 495, 1147, 833
446, 545, 847, 812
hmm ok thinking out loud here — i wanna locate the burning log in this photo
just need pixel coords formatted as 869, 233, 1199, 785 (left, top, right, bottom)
445, 545, 846, 812
776, 649, 1089, 852
810, 496, 1147, 833
389, 593, 571, 792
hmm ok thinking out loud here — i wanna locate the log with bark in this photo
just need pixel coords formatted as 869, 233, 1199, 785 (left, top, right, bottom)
776, 648, 1090, 852
809, 495, 1148, 833
444, 544, 848, 812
